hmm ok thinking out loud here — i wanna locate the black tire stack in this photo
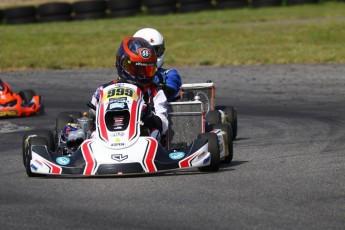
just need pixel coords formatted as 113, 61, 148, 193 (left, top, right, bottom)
251, 0, 282, 8
107, 0, 142, 18
0, 0, 327, 26
215, 0, 248, 10
73, 0, 107, 21
0, 10, 4, 24
177, 0, 213, 13
38, 2, 72, 23
286, 0, 319, 5
143, 0, 177, 15
3, 6, 37, 24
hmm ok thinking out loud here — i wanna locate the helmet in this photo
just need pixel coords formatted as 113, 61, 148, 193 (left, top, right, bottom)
116, 37, 157, 85
133, 28, 165, 68
0, 79, 15, 102
0, 79, 13, 95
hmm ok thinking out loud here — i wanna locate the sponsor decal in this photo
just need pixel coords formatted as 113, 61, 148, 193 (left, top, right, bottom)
109, 102, 125, 110
169, 151, 185, 160
109, 98, 126, 103
197, 151, 206, 159
111, 154, 128, 162
111, 143, 125, 147
56, 156, 70, 166
110, 132, 125, 137
103, 87, 138, 102
34, 159, 43, 166
140, 48, 151, 59
31, 164, 38, 171
114, 137, 121, 143
0, 110, 17, 117
203, 156, 210, 164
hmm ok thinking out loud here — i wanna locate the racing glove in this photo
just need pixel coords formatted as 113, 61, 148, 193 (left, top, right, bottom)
140, 103, 153, 122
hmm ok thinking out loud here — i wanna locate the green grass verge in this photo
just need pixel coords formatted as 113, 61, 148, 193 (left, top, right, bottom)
0, 2, 344, 70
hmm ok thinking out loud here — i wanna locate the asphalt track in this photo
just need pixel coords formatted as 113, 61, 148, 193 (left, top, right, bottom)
0, 64, 344, 230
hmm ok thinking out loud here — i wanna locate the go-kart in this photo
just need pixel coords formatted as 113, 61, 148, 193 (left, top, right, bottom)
179, 82, 238, 140
166, 81, 236, 166
22, 82, 227, 177
0, 79, 43, 118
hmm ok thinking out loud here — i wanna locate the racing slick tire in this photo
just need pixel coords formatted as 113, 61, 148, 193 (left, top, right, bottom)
107, 0, 141, 17
19, 89, 44, 115
38, 2, 72, 16
224, 106, 238, 139
206, 110, 221, 125
55, 111, 82, 142
198, 132, 220, 172
3, 6, 37, 24
210, 123, 233, 163
25, 137, 48, 177
72, 0, 106, 20
19, 89, 35, 104
22, 129, 55, 167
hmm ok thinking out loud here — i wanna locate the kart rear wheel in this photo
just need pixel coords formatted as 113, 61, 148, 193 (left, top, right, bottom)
19, 89, 35, 104
224, 106, 238, 139
210, 123, 233, 163
25, 137, 47, 177
198, 132, 220, 172
55, 111, 82, 141
22, 129, 55, 167
206, 110, 221, 125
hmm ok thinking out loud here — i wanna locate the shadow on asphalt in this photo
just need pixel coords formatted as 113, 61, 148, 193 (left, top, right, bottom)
22, 160, 249, 180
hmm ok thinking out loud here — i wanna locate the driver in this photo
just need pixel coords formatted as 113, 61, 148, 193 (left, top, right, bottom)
91, 37, 168, 141
133, 28, 182, 102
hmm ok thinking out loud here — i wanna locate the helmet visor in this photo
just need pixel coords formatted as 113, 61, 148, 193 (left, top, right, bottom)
123, 61, 156, 79
153, 43, 165, 57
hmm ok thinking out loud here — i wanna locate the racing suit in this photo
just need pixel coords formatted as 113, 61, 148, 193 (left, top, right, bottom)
90, 79, 168, 138
154, 67, 182, 102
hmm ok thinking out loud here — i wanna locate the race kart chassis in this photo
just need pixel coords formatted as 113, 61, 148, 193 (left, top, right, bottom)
23, 82, 227, 177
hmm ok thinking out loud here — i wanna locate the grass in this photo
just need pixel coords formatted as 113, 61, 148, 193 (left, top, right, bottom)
0, 2, 345, 70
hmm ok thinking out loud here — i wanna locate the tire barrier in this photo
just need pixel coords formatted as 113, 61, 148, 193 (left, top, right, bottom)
286, 0, 319, 5
215, 0, 248, 10
143, 0, 177, 15
0, 10, 3, 22
177, 0, 213, 13
251, 0, 282, 8
107, 0, 141, 18
3, 6, 37, 24
38, 2, 72, 23
73, 0, 107, 20
0, 0, 333, 26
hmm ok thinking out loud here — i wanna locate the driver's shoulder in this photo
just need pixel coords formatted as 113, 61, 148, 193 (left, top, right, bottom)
158, 67, 179, 76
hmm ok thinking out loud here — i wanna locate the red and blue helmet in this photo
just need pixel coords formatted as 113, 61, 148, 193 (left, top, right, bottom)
115, 37, 157, 85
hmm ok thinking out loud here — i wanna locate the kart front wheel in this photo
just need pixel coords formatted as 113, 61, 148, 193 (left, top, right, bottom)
19, 89, 35, 104
25, 137, 47, 177
198, 132, 220, 172
22, 129, 55, 167
224, 106, 237, 139
210, 123, 233, 164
